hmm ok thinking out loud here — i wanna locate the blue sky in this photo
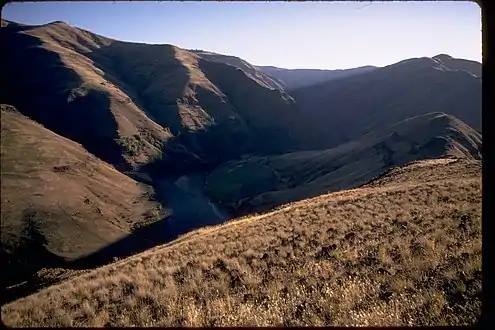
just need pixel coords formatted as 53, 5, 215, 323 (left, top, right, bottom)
2, 1, 482, 69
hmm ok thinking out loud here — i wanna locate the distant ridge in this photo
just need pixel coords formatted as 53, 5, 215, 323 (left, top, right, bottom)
291, 54, 481, 150
255, 65, 378, 90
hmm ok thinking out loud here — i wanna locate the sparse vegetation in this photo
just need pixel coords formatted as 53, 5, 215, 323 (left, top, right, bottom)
1, 159, 481, 326
137, 127, 165, 151
117, 136, 142, 157
134, 205, 166, 230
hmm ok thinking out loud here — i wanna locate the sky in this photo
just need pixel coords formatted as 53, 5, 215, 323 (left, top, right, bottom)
2, 1, 482, 70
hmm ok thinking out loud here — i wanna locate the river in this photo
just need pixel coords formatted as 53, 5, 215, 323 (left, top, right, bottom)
154, 173, 230, 240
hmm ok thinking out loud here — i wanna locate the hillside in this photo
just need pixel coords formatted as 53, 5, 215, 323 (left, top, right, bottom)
291, 54, 482, 150
1, 20, 302, 171
0, 105, 164, 303
0, 19, 483, 318
256, 65, 377, 90
1, 158, 481, 326
191, 50, 287, 92
205, 112, 481, 214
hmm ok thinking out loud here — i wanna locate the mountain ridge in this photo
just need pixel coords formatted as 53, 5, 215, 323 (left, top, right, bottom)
290, 54, 481, 150
256, 65, 378, 90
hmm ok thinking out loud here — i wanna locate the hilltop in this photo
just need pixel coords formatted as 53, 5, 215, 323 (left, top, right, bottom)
191, 50, 287, 92
1, 158, 481, 326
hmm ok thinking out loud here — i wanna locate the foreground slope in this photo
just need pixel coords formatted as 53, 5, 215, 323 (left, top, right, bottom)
1, 158, 481, 326
291, 54, 482, 150
205, 112, 481, 214
0, 105, 162, 300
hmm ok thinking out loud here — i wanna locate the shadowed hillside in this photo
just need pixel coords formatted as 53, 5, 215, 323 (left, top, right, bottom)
1, 21, 482, 169
0, 105, 164, 303
1, 158, 481, 326
291, 55, 482, 150
191, 50, 287, 92
205, 113, 481, 214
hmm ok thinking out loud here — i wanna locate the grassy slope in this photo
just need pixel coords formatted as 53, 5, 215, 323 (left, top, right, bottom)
291, 55, 482, 150
1, 158, 481, 326
0, 106, 163, 293
206, 112, 482, 214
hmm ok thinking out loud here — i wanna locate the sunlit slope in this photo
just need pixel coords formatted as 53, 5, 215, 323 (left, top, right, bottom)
0, 105, 161, 294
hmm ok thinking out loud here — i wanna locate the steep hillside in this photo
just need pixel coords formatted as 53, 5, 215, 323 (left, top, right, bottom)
205, 113, 481, 214
0, 105, 164, 302
1, 158, 481, 326
256, 65, 377, 90
191, 50, 287, 92
1, 20, 301, 171
93, 42, 303, 166
291, 55, 482, 150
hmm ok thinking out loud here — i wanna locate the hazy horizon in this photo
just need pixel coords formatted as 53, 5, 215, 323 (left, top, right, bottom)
2, 1, 482, 70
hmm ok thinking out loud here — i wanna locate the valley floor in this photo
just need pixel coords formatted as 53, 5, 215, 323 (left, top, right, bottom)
1, 158, 481, 326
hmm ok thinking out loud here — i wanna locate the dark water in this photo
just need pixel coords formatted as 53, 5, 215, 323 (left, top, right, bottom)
155, 174, 230, 240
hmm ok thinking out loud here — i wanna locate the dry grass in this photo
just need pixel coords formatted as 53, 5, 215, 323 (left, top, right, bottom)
1, 158, 481, 326
0, 107, 158, 245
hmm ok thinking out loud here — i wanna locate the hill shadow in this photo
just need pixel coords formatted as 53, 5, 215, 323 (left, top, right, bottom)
69, 218, 174, 269
2, 210, 72, 305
